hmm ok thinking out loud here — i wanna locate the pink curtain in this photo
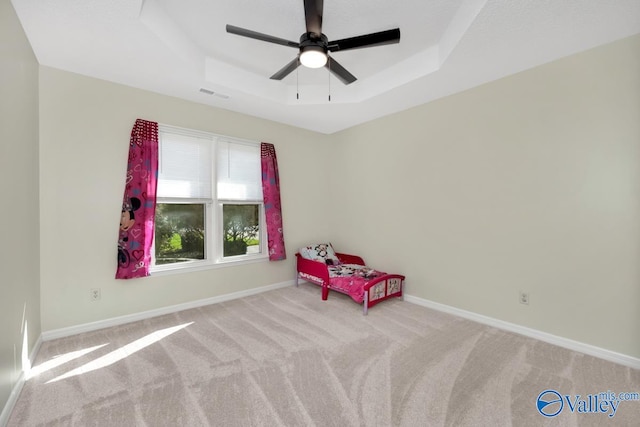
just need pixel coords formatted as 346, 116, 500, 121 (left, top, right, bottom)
116, 119, 159, 279
261, 142, 286, 261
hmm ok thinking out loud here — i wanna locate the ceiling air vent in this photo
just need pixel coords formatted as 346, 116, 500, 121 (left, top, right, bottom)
199, 88, 230, 99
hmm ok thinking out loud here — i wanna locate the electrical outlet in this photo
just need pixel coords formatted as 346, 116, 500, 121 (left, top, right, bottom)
90, 288, 101, 301
519, 291, 529, 305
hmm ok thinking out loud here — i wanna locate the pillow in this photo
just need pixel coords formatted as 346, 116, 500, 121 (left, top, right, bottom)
299, 243, 341, 265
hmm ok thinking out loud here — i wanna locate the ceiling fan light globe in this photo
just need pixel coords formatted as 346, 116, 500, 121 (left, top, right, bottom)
300, 48, 327, 68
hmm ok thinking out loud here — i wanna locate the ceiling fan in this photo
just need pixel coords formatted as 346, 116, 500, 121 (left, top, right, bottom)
226, 0, 401, 85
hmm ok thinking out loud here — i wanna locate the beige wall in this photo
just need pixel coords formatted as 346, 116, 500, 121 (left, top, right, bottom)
38, 67, 332, 331
0, 0, 41, 413
329, 34, 640, 358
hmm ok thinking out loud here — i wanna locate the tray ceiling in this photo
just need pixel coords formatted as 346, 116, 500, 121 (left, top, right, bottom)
11, 0, 640, 133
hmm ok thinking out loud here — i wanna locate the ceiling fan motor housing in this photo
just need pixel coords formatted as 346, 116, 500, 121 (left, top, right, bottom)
299, 32, 328, 53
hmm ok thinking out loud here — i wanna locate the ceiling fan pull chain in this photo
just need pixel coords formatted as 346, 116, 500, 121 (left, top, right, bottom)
296, 58, 300, 100
328, 58, 331, 102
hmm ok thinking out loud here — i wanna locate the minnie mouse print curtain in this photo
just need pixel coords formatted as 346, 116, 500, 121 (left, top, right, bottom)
116, 119, 159, 279
261, 142, 286, 261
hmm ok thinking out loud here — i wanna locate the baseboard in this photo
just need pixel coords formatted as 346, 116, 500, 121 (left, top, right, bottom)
0, 373, 25, 427
404, 294, 640, 370
0, 335, 42, 427
42, 280, 294, 341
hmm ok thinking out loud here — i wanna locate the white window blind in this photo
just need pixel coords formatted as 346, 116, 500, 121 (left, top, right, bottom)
157, 132, 212, 199
217, 140, 262, 201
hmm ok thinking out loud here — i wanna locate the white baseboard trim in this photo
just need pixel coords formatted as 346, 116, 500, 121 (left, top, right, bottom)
404, 294, 640, 370
42, 280, 294, 341
1, 335, 42, 427
0, 373, 25, 427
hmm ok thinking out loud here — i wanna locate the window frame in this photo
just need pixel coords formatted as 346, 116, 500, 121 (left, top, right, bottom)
150, 125, 267, 275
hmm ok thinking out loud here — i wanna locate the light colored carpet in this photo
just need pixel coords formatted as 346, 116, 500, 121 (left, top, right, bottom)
8, 283, 640, 426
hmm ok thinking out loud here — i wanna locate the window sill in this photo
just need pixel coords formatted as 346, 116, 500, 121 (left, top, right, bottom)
150, 254, 269, 277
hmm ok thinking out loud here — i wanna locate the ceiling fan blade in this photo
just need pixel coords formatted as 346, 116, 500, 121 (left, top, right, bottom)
226, 25, 299, 48
326, 57, 356, 85
303, 0, 323, 36
270, 57, 300, 80
328, 28, 400, 52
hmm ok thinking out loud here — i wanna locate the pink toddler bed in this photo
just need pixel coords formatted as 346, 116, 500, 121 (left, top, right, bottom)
295, 243, 405, 314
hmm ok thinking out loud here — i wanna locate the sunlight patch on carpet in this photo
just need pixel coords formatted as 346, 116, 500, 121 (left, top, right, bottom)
46, 322, 193, 383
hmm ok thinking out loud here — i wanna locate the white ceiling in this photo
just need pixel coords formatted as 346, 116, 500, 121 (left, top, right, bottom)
11, 0, 640, 134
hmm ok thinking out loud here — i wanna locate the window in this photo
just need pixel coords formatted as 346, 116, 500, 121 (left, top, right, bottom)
152, 125, 265, 272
